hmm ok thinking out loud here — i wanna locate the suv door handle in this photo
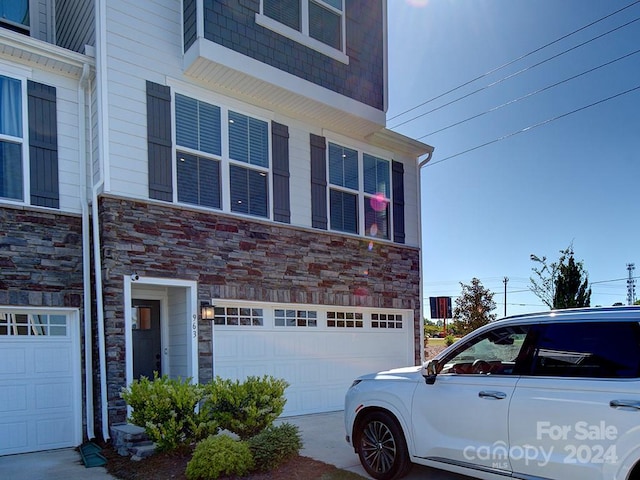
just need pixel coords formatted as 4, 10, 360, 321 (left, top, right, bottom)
610, 400, 640, 410
479, 391, 507, 400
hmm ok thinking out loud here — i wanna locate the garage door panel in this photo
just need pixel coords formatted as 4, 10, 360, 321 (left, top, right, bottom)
35, 382, 73, 409
0, 422, 28, 451
213, 307, 413, 416
34, 347, 72, 373
0, 348, 27, 375
0, 384, 28, 412
36, 417, 75, 447
0, 311, 81, 455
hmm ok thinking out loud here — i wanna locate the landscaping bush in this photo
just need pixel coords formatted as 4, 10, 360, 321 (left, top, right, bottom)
201, 375, 289, 439
248, 422, 303, 471
445, 334, 456, 346
120, 373, 217, 451
185, 434, 254, 480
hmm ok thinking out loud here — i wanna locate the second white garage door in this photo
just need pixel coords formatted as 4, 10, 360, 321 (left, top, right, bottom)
0, 310, 82, 456
212, 303, 415, 416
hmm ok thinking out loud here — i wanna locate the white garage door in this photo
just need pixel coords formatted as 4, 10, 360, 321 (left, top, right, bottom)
212, 303, 414, 416
0, 311, 82, 455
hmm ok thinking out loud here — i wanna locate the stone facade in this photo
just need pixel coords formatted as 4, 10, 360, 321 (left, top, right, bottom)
0, 205, 83, 308
98, 194, 421, 423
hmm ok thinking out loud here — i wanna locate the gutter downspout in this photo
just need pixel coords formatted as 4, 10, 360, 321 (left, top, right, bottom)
417, 149, 433, 363
95, 0, 110, 441
79, 61, 95, 440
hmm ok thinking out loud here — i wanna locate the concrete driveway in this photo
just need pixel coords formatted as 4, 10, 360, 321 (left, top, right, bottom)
286, 410, 474, 480
0, 411, 476, 480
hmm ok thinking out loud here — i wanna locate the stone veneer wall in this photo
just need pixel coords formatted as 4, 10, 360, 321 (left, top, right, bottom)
99, 195, 421, 424
0, 205, 83, 308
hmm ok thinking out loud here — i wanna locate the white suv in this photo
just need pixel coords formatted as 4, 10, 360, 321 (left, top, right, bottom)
345, 307, 640, 480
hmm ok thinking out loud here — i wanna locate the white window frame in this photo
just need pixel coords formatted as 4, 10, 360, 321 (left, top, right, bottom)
256, 0, 349, 64
327, 141, 393, 240
172, 92, 273, 220
0, 0, 31, 34
0, 71, 29, 206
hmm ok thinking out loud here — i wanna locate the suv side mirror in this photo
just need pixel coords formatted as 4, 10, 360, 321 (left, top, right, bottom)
422, 359, 439, 385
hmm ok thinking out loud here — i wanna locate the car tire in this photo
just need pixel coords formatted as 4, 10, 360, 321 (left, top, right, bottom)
355, 411, 412, 480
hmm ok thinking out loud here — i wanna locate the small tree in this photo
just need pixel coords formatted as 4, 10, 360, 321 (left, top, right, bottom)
453, 278, 497, 335
530, 244, 591, 309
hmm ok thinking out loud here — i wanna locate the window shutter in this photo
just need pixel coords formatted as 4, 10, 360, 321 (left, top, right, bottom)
271, 121, 290, 223
27, 81, 59, 208
146, 81, 173, 202
310, 134, 327, 230
392, 160, 405, 244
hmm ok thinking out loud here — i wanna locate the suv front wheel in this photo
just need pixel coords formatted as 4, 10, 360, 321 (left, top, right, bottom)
354, 411, 412, 480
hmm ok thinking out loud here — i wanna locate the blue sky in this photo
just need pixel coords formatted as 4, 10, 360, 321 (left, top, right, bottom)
387, 0, 640, 318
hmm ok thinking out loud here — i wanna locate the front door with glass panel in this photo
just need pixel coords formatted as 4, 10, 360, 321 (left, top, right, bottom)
132, 299, 161, 379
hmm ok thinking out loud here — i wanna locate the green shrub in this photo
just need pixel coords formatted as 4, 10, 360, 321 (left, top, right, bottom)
445, 334, 456, 347
201, 375, 289, 439
248, 422, 302, 471
186, 434, 254, 480
120, 373, 217, 451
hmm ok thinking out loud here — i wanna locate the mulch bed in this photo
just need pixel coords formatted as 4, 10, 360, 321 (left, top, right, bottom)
102, 444, 343, 480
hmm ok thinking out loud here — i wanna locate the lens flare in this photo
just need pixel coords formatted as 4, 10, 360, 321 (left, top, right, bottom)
369, 193, 388, 212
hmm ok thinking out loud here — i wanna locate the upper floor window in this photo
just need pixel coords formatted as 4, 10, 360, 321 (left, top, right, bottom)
260, 0, 346, 60
175, 93, 270, 219
0, 75, 24, 202
0, 0, 29, 33
328, 142, 391, 239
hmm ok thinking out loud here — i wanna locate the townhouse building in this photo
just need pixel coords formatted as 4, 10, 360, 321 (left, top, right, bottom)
0, 0, 433, 454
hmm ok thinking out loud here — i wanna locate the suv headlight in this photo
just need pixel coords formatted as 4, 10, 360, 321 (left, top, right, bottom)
349, 379, 362, 389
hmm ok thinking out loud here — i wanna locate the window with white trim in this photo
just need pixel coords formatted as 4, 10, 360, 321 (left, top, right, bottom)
274, 309, 318, 327
327, 311, 363, 328
0, 74, 24, 202
0, 0, 29, 34
262, 0, 344, 52
328, 142, 392, 239
175, 94, 270, 218
0, 312, 67, 336
371, 313, 403, 329
213, 307, 264, 326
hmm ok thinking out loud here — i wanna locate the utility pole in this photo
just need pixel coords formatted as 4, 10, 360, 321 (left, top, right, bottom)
627, 263, 636, 305
503, 277, 509, 317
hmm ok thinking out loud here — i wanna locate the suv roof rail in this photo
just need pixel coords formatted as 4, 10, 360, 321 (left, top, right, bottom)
501, 305, 640, 322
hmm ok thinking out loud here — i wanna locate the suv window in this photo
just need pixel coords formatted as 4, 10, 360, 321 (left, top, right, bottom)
531, 321, 640, 378
440, 325, 530, 375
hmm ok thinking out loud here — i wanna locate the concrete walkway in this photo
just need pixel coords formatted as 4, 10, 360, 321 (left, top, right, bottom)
0, 447, 114, 480
0, 411, 475, 480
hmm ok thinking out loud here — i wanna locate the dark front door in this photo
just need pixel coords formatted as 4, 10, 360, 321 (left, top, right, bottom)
132, 299, 161, 379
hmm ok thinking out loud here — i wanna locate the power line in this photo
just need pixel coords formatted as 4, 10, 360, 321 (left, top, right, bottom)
390, 15, 640, 130
387, 0, 640, 124
425, 84, 640, 167
421, 48, 640, 138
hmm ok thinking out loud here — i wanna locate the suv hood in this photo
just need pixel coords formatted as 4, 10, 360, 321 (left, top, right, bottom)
357, 365, 423, 382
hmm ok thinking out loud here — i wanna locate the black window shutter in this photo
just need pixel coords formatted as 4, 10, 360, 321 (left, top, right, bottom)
146, 81, 173, 202
310, 134, 327, 229
28, 81, 59, 208
271, 121, 290, 223
392, 160, 405, 244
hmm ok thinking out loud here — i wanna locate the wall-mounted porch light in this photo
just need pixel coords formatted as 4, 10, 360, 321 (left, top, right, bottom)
200, 302, 215, 320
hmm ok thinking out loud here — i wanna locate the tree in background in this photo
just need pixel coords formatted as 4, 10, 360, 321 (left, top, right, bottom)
453, 278, 497, 335
530, 244, 591, 309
